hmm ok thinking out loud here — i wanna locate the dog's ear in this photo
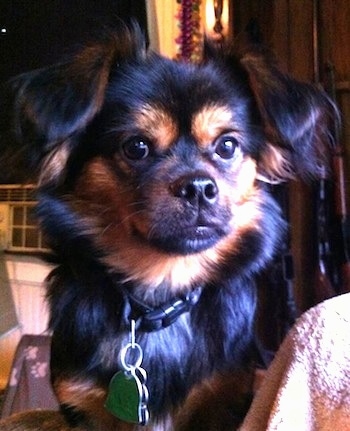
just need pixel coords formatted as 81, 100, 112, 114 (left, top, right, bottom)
205, 33, 339, 182
239, 44, 338, 181
0, 23, 145, 183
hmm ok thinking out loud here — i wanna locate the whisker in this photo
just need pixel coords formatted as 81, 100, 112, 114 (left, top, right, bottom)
119, 209, 146, 225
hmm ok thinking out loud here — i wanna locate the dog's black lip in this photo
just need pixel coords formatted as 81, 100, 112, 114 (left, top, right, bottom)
183, 225, 216, 238
133, 223, 225, 255
179, 225, 221, 253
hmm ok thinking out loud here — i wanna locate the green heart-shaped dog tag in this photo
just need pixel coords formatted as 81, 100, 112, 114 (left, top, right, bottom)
105, 371, 142, 423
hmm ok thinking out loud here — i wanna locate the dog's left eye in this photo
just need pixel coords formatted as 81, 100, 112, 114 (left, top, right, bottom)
123, 138, 150, 160
214, 136, 239, 159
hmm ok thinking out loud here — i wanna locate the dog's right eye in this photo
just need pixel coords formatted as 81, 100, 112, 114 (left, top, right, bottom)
122, 138, 150, 160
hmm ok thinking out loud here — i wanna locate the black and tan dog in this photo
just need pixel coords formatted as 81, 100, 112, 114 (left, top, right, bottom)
0, 24, 337, 431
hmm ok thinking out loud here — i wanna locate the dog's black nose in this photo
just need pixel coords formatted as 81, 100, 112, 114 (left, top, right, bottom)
171, 175, 218, 206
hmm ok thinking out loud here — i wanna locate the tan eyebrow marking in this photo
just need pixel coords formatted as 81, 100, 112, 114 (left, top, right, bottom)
133, 104, 178, 151
192, 105, 238, 149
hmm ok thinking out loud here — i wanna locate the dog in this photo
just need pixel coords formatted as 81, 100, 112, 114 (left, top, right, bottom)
0, 23, 337, 431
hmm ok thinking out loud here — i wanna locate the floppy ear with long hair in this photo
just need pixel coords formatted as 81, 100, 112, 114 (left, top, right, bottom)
239, 47, 339, 182
205, 33, 339, 183
0, 23, 145, 183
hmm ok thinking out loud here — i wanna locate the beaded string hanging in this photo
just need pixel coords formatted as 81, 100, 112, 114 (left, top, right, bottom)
175, 0, 202, 63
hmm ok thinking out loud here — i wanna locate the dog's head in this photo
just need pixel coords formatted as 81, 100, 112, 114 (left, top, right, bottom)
0, 24, 337, 294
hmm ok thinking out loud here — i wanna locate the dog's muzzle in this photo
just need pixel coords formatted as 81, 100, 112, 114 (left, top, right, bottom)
143, 173, 229, 255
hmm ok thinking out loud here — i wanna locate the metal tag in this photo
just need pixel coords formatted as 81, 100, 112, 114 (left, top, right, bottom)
105, 368, 149, 425
105, 320, 150, 426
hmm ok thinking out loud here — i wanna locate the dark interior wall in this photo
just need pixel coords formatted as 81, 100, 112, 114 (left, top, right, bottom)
231, 0, 350, 327
0, 0, 147, 82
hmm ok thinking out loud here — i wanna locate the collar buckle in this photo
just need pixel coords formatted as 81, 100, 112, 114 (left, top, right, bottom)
128, 288, 201, 332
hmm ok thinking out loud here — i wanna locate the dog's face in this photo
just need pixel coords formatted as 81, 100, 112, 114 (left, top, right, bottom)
65, 57, 271, 291
100, 61, 258, 256
1, 26, 336, 294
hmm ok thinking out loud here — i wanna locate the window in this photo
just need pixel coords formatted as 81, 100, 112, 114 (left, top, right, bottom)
0, 185, 48, 252
10, 204, 47, 251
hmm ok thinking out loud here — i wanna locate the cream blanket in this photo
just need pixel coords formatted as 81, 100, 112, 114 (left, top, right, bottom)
240, 293, 350, 431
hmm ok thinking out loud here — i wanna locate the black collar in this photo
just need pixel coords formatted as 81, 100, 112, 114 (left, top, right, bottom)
126, 288, 202, 332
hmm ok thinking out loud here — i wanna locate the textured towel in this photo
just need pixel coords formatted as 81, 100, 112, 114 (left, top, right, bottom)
240, 293, 350, 431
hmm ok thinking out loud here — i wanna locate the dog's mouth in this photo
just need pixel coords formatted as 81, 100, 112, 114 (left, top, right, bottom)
178, 225, 222, 252
133, 221, 227, 255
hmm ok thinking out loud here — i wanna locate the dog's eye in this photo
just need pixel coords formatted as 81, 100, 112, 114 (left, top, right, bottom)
214, 136, 239, 159
123, 138, 150, 160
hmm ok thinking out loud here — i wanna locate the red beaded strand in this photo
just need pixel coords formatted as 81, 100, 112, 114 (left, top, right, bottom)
175, 0, 202, 63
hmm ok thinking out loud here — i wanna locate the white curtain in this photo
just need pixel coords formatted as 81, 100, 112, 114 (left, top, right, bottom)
0, 253, 18, 338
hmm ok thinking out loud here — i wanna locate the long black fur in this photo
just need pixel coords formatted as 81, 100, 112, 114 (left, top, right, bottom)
0, 23, 337, 430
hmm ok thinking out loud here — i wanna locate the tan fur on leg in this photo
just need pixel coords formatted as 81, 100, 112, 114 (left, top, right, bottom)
0, 410, 81, 431
0, 411, 172, 431
175, 370, 254, 431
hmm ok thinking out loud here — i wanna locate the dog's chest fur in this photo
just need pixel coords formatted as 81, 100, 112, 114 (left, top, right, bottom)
49, 267, 257, 422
